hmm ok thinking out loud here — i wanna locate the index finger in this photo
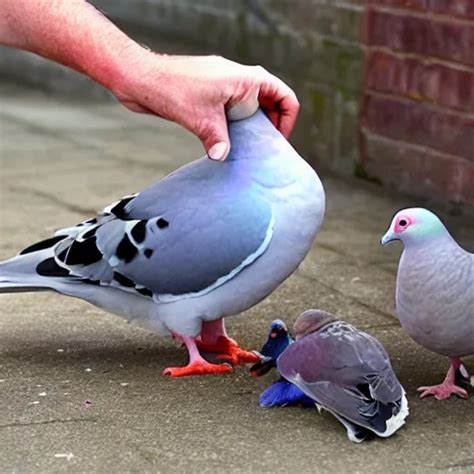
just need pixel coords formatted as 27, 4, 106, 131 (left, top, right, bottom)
258, 73, 300, 138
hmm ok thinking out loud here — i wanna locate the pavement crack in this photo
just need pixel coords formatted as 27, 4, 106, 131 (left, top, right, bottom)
0, 417, 97, 430
0, 110, 163, 171
12, 186, 96, 216
438, 459, 474, 469
295, 270, 397, 323
315, 241, 397, 277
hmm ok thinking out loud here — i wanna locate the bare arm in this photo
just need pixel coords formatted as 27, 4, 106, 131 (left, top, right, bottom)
0, 0, 299, 160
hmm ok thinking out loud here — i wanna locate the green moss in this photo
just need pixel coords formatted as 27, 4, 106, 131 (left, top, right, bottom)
236, 10, 249, 60
312, 90, 327, 122
336, 87, 358, 102
317, 38, 362, 92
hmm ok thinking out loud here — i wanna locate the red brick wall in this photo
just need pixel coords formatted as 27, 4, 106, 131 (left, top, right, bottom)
360, 1, 474, 210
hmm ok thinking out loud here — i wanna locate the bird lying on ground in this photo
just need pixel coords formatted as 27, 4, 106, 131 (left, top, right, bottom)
250, 319, 314, 407
381, 208, 474, 400
277, 309, 409, 443
0, 107, 325, 377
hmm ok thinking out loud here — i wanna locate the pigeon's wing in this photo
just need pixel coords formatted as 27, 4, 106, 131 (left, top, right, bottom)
39, 159, 273, 300
277, 322, 407, 437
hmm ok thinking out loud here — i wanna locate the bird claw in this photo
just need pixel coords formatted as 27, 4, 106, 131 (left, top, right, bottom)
162, 360, 233, 377
217, 349, 261, 365
417, 383, 469, 400
197, 336, 260, 365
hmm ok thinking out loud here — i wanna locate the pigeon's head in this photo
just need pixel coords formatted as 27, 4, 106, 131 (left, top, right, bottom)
381, 208, 447, 247
268, 319, 288, 339
293, 309, 336, 340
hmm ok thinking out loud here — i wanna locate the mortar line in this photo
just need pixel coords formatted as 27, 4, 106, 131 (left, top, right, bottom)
365, 89, 474, 120
360, 127, 474, 166
364, 45, 474, 74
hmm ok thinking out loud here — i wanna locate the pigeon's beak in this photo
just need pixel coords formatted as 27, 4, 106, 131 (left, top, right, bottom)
270, 331, 278, 338
381, 229, 396, 245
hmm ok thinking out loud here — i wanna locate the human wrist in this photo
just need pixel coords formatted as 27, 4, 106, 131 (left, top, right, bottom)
102, 44, 167, 103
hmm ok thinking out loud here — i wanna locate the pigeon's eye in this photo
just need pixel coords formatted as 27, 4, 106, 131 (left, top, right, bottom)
399, 219, 407, 227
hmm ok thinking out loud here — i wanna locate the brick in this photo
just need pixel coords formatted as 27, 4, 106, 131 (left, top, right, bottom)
366, 0, 474, 19
366, 0, 429, 10
363, 93, 474, 160
364, 10, 474, 66
361, 131, 474, 206
429, 0, 474, 19
365, 51, 474, 113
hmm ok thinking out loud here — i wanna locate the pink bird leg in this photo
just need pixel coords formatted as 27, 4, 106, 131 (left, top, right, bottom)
197, 318, 260, 365
162, 335, 232, 377
417, 357, 469, 400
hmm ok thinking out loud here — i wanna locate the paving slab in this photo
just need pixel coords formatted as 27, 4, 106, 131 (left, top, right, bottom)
0, 83, 473, 473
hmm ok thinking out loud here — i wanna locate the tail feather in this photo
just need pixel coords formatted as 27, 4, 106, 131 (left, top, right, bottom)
0, 249, 59, 293
376, 390, 409, 438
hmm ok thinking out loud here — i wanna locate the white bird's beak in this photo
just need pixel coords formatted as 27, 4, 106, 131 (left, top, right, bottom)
381, 229, 396, 245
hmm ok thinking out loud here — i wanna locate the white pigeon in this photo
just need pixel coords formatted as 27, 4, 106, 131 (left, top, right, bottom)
381, 208, 474, 399
0, 107, 325, 377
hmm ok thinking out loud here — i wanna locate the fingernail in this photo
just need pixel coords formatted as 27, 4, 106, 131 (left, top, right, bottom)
208, 142, 229, 161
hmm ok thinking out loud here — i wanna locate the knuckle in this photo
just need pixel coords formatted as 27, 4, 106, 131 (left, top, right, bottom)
252, 65, 267, 75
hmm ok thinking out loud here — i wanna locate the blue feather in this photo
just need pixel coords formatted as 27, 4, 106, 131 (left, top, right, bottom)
260, 319, 294, 360
259, 379, 314, 407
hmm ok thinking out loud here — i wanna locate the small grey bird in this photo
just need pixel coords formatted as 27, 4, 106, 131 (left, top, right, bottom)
277, 310, 408, 443
381, 208, 474, 400
0, 108, 325, 377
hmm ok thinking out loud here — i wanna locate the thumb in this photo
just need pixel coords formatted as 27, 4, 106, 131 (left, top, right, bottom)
198, 109, 231, 161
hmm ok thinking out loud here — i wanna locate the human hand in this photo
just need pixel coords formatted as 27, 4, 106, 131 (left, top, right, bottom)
0, 2, 298, 161
112, 54, 300, 161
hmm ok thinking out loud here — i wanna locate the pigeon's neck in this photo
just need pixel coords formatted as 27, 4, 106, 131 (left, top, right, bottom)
403, 229, 458, 254
400, 231, 462, 277
296, 314, 337, 339
313, 315, 338, 333
227, 110, 294, 163
269, 334, 292, 358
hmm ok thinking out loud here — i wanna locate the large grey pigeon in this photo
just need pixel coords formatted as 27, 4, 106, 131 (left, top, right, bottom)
277, 310, 409, 443
0, 109, 325, 377
381, 207, 474, 400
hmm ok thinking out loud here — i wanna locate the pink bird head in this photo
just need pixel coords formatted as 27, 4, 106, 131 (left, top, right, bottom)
381, 208, 448, 247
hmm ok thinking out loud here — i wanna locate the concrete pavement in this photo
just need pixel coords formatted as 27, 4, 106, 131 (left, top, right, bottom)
0, 83, 473, 473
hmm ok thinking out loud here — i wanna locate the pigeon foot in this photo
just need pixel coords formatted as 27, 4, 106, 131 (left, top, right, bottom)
197, 336, 260, 365
162, 360, 233, 377
417, 382, 468, 400
164, 334, 233, 377
418, 357, 470, 400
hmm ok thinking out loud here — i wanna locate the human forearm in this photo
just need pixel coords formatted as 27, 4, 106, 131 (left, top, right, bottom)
0, 0, 299, 160
0, 0, 143, 92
